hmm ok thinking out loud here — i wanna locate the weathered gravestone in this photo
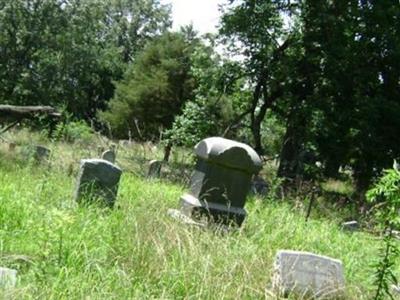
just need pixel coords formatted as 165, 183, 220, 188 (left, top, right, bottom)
273, 250, 345, 298
341, 220, 359, 232
148, 160, 162, 178
75, 159, 122, 207
178, 137, 262, 226
0, 267, 17, 288
8, 142, 16, 151
35, 145, 50, 161
101, 149, 116, 163
251, 174, 268, 196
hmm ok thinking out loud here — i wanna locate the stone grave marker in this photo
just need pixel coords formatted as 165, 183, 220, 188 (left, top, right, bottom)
148, 160, 162, 178
177, 137, 262, 226
251, 174, 268, 196
75, 159, 122, 207
0, 267, 17, 288
101, 149, 116, 163
8, 142, 16, 152
273, 250, 345, 298
341, 220, 359, 232
35, 145, 50, 161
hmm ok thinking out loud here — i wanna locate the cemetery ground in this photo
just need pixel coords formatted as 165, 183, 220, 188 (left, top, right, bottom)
0, 129, 399, 299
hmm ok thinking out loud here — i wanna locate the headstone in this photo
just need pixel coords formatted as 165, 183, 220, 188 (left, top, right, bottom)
251, 174, 268, 196
341, 220, 359, 232
392, 284, 400, 296
148, 160, 162, 178
178, 137, 262, 226
35, 145, 50, 161
8, 142, 16, 151
273, 250, 345, 298
0, 267, 17, 288
101, 149, 116, 163
75, 159, 122, 207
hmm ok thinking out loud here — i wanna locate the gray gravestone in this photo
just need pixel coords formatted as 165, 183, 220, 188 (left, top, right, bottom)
8, 142, 16, 151
273, 250, 345, 298
251, 174, 268, 196
148, 160, 162, 178
35, 145, 50, 161
341, 220, 359, 232
0, 267, 17, 288
75, 159, 122, 207
179, 137, 262, 226
101, 149, 116, 163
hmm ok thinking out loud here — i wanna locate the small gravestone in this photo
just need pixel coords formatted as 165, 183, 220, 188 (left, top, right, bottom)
8, 142, 16, 151
75, 159, 122, 207
341, 220, 359, 232
35, 145, 50, 161
392, 284, 400, 296
148, 160, 162, 178
178, 137, 262, 226
0, 267, 17, 288
101, 149, 116, 163
273, 250, 345, 298
251, 174, 268, 196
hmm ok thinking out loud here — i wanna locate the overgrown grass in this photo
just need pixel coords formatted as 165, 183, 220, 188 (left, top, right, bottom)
0, 131, 399, 299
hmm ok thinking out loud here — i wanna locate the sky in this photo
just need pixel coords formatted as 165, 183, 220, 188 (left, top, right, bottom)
160, 0, 227, 34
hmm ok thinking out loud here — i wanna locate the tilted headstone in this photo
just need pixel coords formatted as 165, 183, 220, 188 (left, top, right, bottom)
341, 220, 359, 232
148, 160, 162, 178
179, 137, 262, 226
35, 145, 50, 161
273, 250, 345, 298
101, 149, 116, 163
75, 159, 122, 207
0, 267, 17, 288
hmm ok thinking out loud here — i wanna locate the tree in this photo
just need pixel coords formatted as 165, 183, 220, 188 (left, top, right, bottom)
0, 0, 171, 120
99, 29, 198, 139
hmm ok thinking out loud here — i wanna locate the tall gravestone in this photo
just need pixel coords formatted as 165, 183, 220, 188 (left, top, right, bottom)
75, 159, 122, 207
179, 137, 262, 226
148, 160, 162, 178
273, 250, 345, 298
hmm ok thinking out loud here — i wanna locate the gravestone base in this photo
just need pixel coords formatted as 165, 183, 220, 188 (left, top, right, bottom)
180, 194, 246, 226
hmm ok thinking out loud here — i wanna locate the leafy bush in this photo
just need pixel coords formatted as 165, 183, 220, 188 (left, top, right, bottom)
367, 166, 400, 300
54, 120, 94, 144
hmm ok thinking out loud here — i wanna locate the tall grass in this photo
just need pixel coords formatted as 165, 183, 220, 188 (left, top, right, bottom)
0, 131, 398, 299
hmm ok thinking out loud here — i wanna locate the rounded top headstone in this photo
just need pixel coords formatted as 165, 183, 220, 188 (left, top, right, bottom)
194, 137, 262, 173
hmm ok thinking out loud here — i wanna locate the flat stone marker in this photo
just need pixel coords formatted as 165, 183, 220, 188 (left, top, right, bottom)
178, 137, 262, 226
0, 267, 17, 288
75, 159, 122, 207
273, 250, 345, 298
101, 149, 116, 163
341, 220, 359, 232
148, 160, 162, 178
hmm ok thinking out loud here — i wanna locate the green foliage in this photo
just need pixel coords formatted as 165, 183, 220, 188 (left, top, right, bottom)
367, 167, 400, 299
54, 120, 94, 144
100, 30, 198, 139
0, 0, 171, 120
0, 146, 397, 298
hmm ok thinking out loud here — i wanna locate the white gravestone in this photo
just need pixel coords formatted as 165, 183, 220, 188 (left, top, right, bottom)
273, 250, 345, 298
0, 267, 17, 288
